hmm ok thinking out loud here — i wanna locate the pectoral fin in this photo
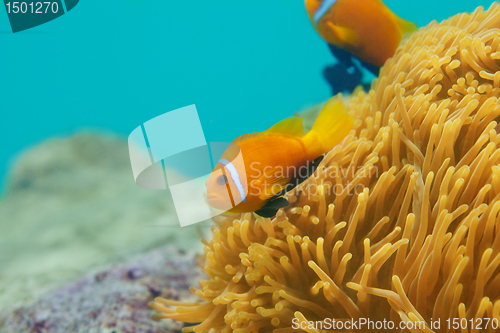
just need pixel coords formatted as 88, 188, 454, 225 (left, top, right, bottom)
257, 167, 291, 201
326, 22, 358, 46
254, 197, 290, 218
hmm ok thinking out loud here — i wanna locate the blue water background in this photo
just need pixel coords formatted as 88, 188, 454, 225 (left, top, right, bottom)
0, 0, 493, 192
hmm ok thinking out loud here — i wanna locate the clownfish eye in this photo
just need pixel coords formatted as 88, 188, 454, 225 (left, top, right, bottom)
217, 175, 228, 185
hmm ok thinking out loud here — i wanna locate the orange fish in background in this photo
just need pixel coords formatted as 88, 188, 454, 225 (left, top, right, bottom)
206, 98, 354, 218
305, 0, 417, 71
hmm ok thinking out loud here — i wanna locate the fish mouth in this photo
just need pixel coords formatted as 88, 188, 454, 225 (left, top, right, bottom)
206, 195, 229, 210
206, 194, 219, 202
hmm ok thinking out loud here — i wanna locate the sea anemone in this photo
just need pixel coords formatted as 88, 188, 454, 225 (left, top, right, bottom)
151, 3, 500, 332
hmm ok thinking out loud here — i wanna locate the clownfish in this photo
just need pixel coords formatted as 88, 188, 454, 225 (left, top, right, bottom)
206, 98, 353, 218
305, 0, 417, 72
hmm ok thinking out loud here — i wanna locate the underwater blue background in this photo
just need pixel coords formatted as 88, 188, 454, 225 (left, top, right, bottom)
0, 0, 493, 192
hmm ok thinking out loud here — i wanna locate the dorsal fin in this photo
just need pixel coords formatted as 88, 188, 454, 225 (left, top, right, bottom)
395, 16, 418, 37
234, 132, 260, 144
265, 116, 304, 137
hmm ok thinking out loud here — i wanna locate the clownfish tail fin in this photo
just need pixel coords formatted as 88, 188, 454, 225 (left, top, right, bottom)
303, 96, 354, 158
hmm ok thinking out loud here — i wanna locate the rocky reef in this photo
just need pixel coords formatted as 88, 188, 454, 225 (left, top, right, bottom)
0, 132, 206, 331
0, 246, 201, 333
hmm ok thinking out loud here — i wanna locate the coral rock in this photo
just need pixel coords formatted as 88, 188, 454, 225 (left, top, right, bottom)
0, 246, 202, 333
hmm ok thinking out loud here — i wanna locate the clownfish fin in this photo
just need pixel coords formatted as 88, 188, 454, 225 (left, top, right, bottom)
254, 197, 289, 218
395, 17, 418, 37
326, 22, 357, 46
259, 183, 287, 201
289, 155, 325, 190
303, 97, 354, 158
220, 210, 240, 216
256, 167, 291, 201
272, 155, 325, 196
266, 116, 304, 137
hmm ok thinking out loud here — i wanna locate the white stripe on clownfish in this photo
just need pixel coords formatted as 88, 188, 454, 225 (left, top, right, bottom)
219, 159, 247, 203
313, 0, 337, 25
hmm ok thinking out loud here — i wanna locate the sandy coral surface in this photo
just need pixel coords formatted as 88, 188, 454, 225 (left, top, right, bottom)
0, 132, 207, 312
0, 246, 201, 333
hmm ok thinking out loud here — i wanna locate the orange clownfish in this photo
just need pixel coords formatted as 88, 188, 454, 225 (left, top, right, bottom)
305, 0, 417, 69
206, 98, 353, 218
